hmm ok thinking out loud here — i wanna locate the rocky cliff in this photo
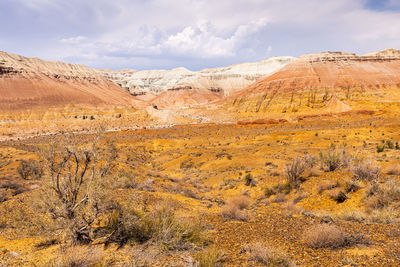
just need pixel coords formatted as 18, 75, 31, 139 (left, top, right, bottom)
0, 51, 139, 109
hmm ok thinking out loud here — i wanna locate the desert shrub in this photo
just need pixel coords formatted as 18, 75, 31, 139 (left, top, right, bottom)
304, 154, 318, 168
100, 203, 206, 250
303, 224, 361, 249
319, 148, 351, 172
17, 159, 43, 180
142, 205, 205, 250
274, 182, 292, 194
386, 164, 400, 175
363, 178, 400, 210
195, 247, 224, 267
245, 173, 256, 186
343, 179, 361, 193
243, 243, 294, 267
396, 142, 400, 150
58, 245, 103, 267
98, 206, 148, 246
221, 204, 249, 221
327, 189, 348, 203
317, 180, 339, 194
285, 156, 307, 186
351, 160, 381, 181
221, 195, 252, 221
228, 194, 252, 209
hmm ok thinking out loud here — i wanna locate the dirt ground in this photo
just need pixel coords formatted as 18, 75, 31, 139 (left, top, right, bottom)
1, 111, 400, 266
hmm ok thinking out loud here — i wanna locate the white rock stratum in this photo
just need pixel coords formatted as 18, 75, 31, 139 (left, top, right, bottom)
97, 56, 295, 98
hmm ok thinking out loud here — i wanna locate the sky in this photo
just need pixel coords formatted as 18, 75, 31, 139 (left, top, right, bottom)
1, 0, 400, 70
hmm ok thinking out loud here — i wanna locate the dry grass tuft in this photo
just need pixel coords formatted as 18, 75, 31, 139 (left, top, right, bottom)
243, 243, 294, 267
221, 195, 252, 221
58, 245, 103, 267
334, 209, 365, 222
102, 202, 206, 250
303, 224, 362, 249
195, 247, 225, 267
285, 156, 306, 186
227, 194, 252, 209
351, 160, 381, 181
363, 178, 400, 211
367, 207, 399, 224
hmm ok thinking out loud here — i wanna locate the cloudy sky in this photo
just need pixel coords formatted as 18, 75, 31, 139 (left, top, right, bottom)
1, 0, 399, 70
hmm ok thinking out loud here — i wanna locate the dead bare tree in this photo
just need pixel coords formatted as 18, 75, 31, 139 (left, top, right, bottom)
39, 131, 118, 244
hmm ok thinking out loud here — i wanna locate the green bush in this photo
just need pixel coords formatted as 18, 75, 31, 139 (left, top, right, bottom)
386, 140, 394, 149
376, 145, 385, 153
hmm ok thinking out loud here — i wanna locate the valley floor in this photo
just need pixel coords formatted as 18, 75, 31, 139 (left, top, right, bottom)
1, 113, 400, 266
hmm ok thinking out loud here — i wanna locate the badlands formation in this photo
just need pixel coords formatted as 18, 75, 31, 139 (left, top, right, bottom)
3, 49, 400, 266
0, 51, 138, 109
224, 49, 400, 118
98, 56, 295, 107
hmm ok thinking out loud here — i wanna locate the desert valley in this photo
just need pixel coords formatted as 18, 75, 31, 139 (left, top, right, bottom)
1, 46, 400, 266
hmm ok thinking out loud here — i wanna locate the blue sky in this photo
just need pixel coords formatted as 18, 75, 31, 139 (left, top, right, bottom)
1, 0, 399, 70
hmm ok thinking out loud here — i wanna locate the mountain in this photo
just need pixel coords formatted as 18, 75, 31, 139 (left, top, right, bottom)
0, 51, 138, 109
97, 57, 295, 107
225, 50, 400, 116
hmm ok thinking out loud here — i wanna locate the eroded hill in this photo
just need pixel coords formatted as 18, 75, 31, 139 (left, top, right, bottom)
0, 51, 139, 109
222, 49, 400, 119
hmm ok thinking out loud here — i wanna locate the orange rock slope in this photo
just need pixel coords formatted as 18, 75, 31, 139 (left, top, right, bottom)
225, 49, 400, 116
150, 85, 223, 108
0, 51, 140, 110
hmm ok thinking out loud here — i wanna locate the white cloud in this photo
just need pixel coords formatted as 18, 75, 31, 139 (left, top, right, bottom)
60, 36, 87, 44
162, 19, 268, 58
3, 0, 400, 69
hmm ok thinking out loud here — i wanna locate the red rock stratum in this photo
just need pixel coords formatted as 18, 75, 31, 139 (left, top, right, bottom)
0, 51, 139, 109
225, 49, 400, 114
